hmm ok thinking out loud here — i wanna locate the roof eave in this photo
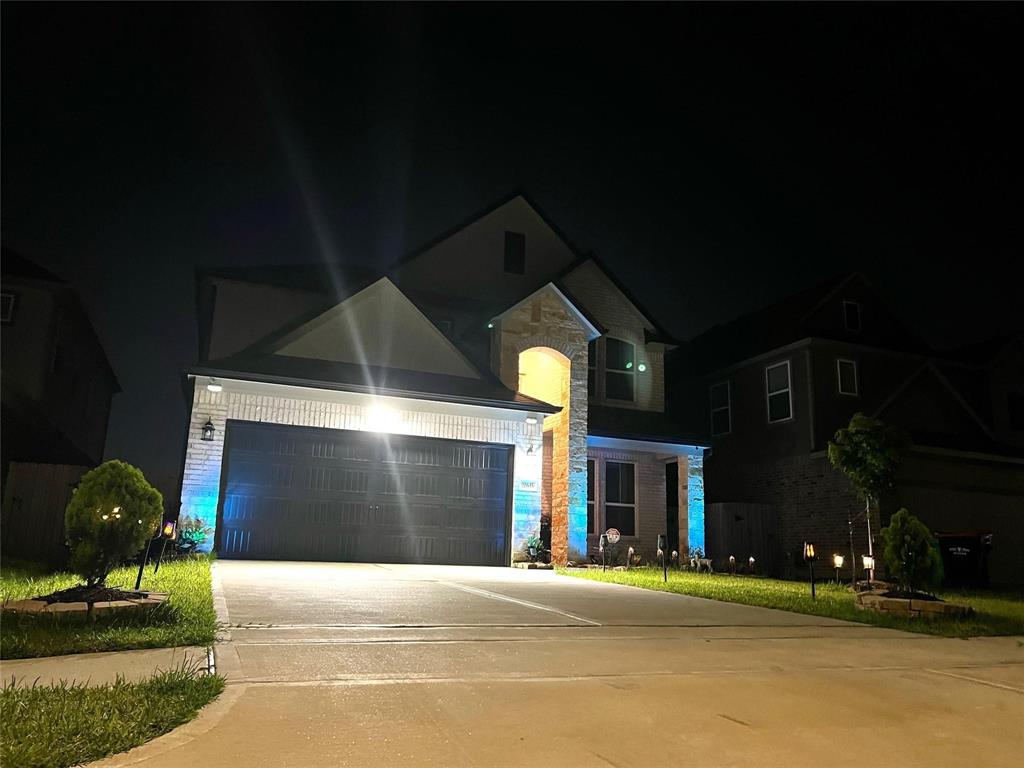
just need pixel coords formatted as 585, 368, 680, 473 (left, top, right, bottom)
186, 367, 561, 414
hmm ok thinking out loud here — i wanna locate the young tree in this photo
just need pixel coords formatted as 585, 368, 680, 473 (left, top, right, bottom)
65, 460, 164, 586
827, 413, 909, 582
879, 509, 943, 596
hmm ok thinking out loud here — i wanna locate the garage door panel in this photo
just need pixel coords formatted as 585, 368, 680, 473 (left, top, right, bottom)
218, 422, 511, 565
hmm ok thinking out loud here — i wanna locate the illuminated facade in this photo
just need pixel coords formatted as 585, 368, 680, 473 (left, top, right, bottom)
181, 193, 708, 565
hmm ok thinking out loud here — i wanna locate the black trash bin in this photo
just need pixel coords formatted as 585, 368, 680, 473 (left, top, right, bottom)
935, 531, 992, 588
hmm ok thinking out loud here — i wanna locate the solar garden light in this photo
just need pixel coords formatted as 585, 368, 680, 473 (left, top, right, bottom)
833, 554, 844, 583
627, 546, 635, 570
657, 534, 668, 582
671, 550, 679, 570
599, 533, 608, 571
748, 556, 755, 574
153, 520, 177, 575
803, 542, 818, 600
729, 554, 736, 575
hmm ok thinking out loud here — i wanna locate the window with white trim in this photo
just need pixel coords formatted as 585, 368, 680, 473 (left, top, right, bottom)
836, 358, 858, 396
604, 337, 636, 402
710, 381, 731, 435
604, 461, 636, 536
765, 361, 793, 423
843, 301, 862, 332
586, 459, 597, 534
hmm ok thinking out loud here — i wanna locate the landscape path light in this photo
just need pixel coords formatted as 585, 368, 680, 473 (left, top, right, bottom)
833, 554, 844, 583
862, 554, 875, 584
803, 542, 818, 600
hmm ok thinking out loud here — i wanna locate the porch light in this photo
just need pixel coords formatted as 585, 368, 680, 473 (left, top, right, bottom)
201, 419, 215, 441
637, 363, 647, 372
207, 378, 222, 393
525, 415, 538, 424
487, 322, 494, 329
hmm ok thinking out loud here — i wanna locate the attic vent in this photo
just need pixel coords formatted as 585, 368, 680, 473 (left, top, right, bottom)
504, 231, 526, 274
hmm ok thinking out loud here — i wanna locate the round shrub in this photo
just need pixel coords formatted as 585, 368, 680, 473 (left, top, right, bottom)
879, 508, 944, 596
64, 460, 164, 585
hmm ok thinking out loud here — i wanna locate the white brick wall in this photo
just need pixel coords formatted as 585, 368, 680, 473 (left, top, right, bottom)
180, 381, 543, 560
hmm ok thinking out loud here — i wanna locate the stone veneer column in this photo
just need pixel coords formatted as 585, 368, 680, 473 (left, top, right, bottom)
495, 289, 590, 565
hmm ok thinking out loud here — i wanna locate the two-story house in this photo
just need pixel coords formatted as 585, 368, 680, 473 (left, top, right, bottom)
671, 273, 1024, 584
1, 249, 120, 478
179, 193, 708, 566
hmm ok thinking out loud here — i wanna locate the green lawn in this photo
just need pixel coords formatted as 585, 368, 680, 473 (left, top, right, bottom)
560, 567, 1024, 638
1, 663, 224, 768
0, 556, 218, 659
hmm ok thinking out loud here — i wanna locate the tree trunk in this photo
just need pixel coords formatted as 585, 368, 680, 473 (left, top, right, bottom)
848, 512, 857, 589
865, 496, 875, 582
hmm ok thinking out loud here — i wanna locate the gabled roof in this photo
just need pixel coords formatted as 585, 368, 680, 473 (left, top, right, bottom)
2, 247, 66, 283
682, 272, 929, 374
269, 278, 483, 379
195, 190, 678, 349
390, 188, 588, 268
190, 277, 556, 413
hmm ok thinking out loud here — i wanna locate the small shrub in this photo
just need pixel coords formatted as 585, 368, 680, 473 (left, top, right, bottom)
879, 508, 943, 596
64, 460, 163, 586
174, 515, 213, 554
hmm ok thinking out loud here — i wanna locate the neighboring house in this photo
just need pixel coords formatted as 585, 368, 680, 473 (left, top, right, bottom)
1, 248, 120, 561
671, 273, 1024, 584
1, 249, 120, 477
179, 192, 708, 566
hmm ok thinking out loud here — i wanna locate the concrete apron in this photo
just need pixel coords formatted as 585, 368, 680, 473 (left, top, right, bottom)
91, 561, 1024, 768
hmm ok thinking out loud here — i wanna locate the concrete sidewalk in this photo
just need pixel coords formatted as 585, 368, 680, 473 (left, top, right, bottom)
0, 645, 210, 688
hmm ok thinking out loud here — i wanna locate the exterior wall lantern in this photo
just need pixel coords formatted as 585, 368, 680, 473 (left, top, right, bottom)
201, 419, 215, 441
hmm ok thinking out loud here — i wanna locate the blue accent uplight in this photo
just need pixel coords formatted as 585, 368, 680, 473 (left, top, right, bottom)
687, 453, 705, 555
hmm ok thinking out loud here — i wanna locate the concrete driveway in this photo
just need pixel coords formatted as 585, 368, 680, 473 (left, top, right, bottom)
98, 561, 1024, 768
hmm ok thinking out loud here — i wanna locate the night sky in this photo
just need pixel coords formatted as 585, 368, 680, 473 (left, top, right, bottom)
3, 4, 1020, 496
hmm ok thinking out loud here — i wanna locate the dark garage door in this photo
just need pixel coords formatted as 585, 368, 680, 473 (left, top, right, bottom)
217, 421, 511, 565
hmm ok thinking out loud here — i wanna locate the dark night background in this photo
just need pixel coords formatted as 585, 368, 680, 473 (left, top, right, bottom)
3, 4, 1020, 497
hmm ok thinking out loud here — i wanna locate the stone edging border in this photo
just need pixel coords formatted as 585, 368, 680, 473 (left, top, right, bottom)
2, 593, 168, 618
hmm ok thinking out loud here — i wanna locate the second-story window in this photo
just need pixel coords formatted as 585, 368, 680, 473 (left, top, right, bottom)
604, 337, 636, 402
843, 300, 862, 332
837, 358, 858, 396
504, 231, 526, 274
710, 381, 731, 435
765, 360, 793, 423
